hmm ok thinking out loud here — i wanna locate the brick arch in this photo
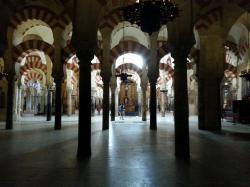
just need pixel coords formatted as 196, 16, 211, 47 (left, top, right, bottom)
110, 41, 150, 64
24, 71, 44, 83
99, 8, 123, 30
116, 63, 142, 76
58, 11, 72, 29
9, 5, 58, 30
20, 55, 47, 75
13, 40, 54, 63
195, 7, 223, 31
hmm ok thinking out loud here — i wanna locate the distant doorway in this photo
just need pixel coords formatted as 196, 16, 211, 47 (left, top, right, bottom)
119, 81, 138, 116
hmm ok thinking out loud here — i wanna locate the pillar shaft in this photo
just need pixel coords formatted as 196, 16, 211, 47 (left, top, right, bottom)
52, 27, 63, 130
102, 75, 110, 130
4, 50, 14, 130
67, 89, 72, 116
76, 49, 93, 157
6, 73, 14, 129
110, 76, 117, 121
46, 89, 52, 121
198, 78, 221, 130
111, 89, 116, 121
100, 28, 112, 130
174, 52, 190, 158
198, 34, 224, 131
54, 78, 62, 130
148, 32, 159, 129
149, 81, 157, 130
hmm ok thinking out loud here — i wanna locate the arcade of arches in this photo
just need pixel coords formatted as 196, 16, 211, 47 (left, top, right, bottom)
0, 0, 250, 159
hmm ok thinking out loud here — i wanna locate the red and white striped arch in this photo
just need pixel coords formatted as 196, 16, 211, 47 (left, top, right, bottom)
13, 40, 54, 63
195, 7, 222, 31
20, 55, 47, 75
99, 9, 123, 30
9, 6, 57, 30
24, 71, 43, 84
116, 63, 142, 76
110, 41, 150, 64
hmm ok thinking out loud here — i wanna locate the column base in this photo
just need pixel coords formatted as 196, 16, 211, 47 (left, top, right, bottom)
150, 125, 157, 130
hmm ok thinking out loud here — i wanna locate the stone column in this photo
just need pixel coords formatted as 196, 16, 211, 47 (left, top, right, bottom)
149, 80, 157, 129
40, 88, 45, 114
67, 88, 72, 116
148, 32, 159, 130
137, 87, 142, 116
172, 44, 190, 158
54, 77, 62, 130
74, 43, 94, 157
46, 87, 52, 121
13, 81, 18, 121
100, 28, 112, 130
72, 0, 103, 158
198, 34, 224, 130
115, 89, 119, 116
110, 76, 117, 121
101, 73, 111, 129
4, 49, 15, 129
141, 81, 148, 121
52, 27, 64, 130
17, 84, 22, 120
161, 92, 166, 117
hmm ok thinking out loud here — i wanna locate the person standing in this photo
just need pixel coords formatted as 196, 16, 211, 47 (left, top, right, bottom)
119, 103, 125, 120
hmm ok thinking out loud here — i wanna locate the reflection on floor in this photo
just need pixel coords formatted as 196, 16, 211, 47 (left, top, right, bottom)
0, 114, 250, 187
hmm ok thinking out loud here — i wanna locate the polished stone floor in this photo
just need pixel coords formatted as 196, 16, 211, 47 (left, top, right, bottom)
0, 114, 250, 187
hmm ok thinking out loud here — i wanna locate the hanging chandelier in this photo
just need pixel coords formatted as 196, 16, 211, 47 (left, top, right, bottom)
123, 0, 179, 35
240, 11, 250, 82
0, 72, 8, 80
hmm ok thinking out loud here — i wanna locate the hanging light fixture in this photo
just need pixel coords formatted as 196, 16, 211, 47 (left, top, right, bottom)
123, 0, 179, 35
240, 11, 250, 81
0, 72, 8, 80
115, 22, 132, 83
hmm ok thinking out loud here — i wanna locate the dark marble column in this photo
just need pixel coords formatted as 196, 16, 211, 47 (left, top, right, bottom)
46, 89, 52, 121
76, 47, 93, 157
197, 34, 224, 131
101, 74, 111, 130
6, 73, 15, 129
54, 78, 62, 130
172, 46, 190, 159
110, 88, 116, 121
149, 81, 157, 130
141, 78, 148, 122
110, 76, 117, 121
198, 78, 205, 129
148, 32, 159, 129
142, 88, 147, 121
199, 78, 222, 130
